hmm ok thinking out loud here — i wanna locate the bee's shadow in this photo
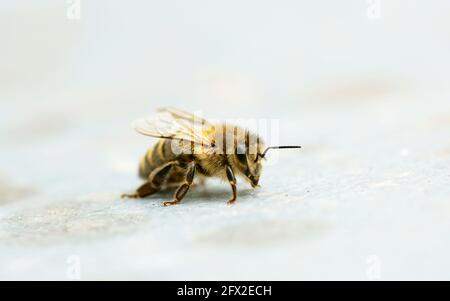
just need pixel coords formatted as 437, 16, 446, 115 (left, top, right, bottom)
142, 184, 256, 204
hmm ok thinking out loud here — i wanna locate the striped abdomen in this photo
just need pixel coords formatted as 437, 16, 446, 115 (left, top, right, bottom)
139, 139, 178, 179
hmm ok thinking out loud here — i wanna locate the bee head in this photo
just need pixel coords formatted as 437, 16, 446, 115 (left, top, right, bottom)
226, 127, 301, 188
232, 134, 266, 188
232, 142, 302, 188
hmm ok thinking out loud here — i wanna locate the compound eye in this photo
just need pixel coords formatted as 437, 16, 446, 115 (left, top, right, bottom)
237, 153, 247, 164
236, 144, 247, 164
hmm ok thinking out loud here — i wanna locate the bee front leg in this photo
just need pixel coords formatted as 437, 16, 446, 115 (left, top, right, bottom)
162, 162, 196, 206
225, 165, 237, 205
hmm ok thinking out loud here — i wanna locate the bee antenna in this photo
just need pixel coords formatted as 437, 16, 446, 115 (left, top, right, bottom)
256, 145, 302, 161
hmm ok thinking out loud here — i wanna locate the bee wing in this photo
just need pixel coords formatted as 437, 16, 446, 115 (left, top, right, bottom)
132, 110, 215, 147
157, 107, 213, 128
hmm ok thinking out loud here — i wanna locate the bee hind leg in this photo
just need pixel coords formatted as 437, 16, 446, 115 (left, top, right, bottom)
121, 182, 160, 199
163, 162, 196, 206
122, 161, 177, 199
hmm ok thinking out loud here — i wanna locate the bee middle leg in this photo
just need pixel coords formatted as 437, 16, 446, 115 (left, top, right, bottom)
162, 162, 196, 206
121, 161, 178, 199
225, 165, 237, 205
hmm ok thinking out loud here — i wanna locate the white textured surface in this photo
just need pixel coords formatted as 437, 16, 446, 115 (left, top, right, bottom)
1, 1, 450, 280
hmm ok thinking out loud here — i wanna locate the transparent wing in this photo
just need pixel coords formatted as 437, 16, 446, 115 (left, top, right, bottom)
132, 109, 214, 147
157, 107, 213, 128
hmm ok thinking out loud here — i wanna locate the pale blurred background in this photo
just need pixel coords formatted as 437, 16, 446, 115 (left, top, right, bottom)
1, 1, 450, 280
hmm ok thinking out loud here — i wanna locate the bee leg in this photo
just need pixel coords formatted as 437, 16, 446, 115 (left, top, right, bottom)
121, 182, 160, 199
162, 162, 196, 206
122, 161, 177, 199
121, 193, 138, 199
225, 165, 237, 205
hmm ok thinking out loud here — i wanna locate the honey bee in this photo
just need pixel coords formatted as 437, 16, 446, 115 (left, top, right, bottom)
122, 107, 301, 206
